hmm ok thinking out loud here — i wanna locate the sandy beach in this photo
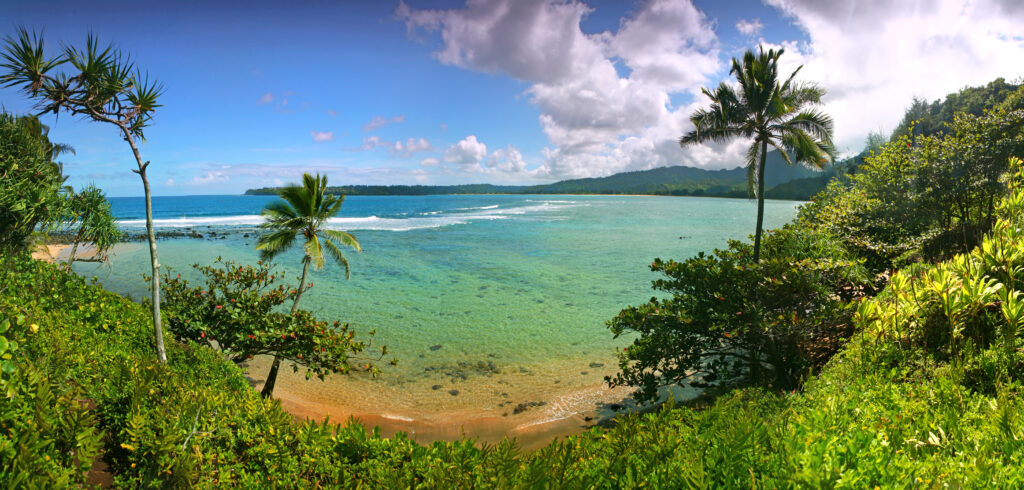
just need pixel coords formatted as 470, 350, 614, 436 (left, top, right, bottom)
242, 355, 697, 451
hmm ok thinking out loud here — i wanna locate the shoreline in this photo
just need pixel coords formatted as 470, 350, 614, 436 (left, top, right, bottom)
243, 355, 698, 451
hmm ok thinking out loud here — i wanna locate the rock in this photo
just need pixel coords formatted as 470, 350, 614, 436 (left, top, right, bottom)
429, 344, 443, 351
589, 362, 604, 368
432, 385, 442, 390
448, 389, 459, 396
580, 371, 588, 375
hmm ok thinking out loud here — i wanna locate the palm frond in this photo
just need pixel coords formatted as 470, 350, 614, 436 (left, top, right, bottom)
255, 229, 298, 262
321, 229, 361, 252
776, 109, 835, 144
780, 129, 833, 169
321, 236, 352, 280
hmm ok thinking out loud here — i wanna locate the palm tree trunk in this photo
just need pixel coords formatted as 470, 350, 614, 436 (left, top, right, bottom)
122, 126, 167, 364
291, 257, 311, 314
752, 139, 769, 264
65, 220, 86, 272
262, 257, 311, 398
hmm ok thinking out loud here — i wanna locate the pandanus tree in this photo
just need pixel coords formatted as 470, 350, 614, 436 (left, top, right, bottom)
61, 184, 121, 270
1, 29, 168, 362
255, 172, 361, 397
680, 46, 835, 263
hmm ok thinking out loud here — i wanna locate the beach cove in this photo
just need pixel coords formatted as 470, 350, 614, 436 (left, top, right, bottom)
74, 193, 801, 446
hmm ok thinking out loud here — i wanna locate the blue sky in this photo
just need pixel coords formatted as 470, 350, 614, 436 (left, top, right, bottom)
2, 0, 1023, 196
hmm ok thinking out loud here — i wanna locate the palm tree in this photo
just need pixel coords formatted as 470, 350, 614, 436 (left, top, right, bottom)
255, 172, 361, 397
680, 46, 834, 263
63, 185, 121, 270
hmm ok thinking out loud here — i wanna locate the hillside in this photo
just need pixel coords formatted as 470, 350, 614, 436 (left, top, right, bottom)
245, 149, 825, 199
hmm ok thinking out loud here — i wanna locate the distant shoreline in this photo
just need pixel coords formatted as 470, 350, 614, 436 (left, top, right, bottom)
241, 191, 808, 202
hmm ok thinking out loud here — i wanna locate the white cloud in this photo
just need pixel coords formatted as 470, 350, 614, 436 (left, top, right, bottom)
327, 109, 338, 117
190, 171, 229, 185
398, 0, 723, 179
735, 18, 763, 36
258, 92, 273, 104
420, 157, 440, 167
486, 146, 527, 173
311, 130, 335, 142
393, 137, 433, 156
165, 178, 175, 186
443, 135, 488, 170
360, 136, 433, 156
363, 114, 406, 132
400, 0, 1024, 180
763, 0, 1024, 153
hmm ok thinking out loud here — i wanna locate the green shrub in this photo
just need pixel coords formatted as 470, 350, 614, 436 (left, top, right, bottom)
608, 225, 871, 402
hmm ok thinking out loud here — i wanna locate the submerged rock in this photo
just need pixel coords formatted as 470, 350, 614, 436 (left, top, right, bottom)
429, 344, 443, 351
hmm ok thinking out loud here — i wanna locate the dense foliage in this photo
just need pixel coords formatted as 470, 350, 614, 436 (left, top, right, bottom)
609, 225, 872, 401
891, 77, 1021, 139
800, 105, 1024, 270
160, 259, 391, 384
0, 113, 69, 250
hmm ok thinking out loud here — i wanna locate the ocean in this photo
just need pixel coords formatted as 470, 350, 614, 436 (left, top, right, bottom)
75, 193, 801, 433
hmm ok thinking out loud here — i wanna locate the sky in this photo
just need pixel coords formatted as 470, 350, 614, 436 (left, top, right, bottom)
1, 0, 1023, 196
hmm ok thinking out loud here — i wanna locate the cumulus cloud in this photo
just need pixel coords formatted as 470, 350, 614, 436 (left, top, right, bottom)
400, 0, 1024, 179
258, 92, 273, 104
443, 135, 488, 169
735, 18, 763, 36
420, 157, 440, 167
165, 178, 175, 186
363, 114, 406, 132
311, 130, 335, 142
398, 0, 723, 179
190, 171, 229, 185
762, 0, 1024, 153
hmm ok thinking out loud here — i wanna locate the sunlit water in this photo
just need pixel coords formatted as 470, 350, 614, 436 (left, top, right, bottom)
77, 194, 800, 422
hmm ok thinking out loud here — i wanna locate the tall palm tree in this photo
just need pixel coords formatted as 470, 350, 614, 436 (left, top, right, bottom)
255, 172, 361, 397
680, 46, 834, 263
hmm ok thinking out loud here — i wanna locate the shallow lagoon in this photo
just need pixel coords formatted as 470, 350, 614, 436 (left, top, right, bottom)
77, 194, 800, 441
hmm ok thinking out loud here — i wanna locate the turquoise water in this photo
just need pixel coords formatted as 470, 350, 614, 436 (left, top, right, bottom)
77, 194, 800, 419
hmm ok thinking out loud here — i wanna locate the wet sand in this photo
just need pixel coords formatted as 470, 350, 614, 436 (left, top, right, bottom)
244, 355, 697, 451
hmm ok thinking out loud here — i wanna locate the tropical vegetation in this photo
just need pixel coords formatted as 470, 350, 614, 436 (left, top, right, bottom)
159, 258, 391, 390
56, 184, 121, 269
680, 46, 834, 262
1, 28, 169, 363
0, 112, 69, 250
4, 25, 1024, 485
255, 172, 363, 397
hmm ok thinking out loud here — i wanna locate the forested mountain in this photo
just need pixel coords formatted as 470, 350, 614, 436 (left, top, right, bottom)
246, 149, 825, 199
